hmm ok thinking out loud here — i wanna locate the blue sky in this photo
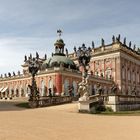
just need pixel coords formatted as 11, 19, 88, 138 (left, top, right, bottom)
0, 0, 140, 74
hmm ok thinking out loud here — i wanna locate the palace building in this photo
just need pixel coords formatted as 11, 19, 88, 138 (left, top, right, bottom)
71, 36, 140, 95
0, 34, 140, 99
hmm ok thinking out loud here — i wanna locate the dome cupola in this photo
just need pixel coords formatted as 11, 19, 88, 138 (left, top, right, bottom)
42, 30, 76, 70
54, 29, 65, 55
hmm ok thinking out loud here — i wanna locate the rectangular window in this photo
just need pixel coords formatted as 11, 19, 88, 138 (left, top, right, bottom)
137, 73, 140, 83
128, 71, 130, 81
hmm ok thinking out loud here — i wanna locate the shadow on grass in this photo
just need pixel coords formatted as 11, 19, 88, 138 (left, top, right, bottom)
0, 101, 29, 111
15, 102, 30, 108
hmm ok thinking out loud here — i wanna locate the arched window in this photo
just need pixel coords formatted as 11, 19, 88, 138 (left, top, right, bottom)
138, 88, 140, 95
128, 86, 131, 95
137, 73, 140, 83
95, 71, 98, 76
19, 85, 22, 97
9, 85, 12, 97
122, 85, 125, 94
48, 78, 53, 89
105, 68, 112, 79
11, 89, 14, 97
128, 69, 130, 81
64, 79, 69, 95
89, 84, 92, 96
6, 89, 9, 98
25, 84, 30, 97
16, 89, 19, 97
104, 86, 107, 94
14, 86, 17, 97
40, 80, 45, 96
132, 71, 135, 82
122, 67, 125, 80
48, 77, 54, 95
94, 84, 97, 94
21, 88, 24, 97
72, 81, 77, 97
92, 85, 95, 95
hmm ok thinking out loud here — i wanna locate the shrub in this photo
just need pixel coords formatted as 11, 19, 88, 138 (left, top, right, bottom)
105, 107, 114, 112
90, 105, 106, 114
96, 105, 106, 112
90, 105, 113, 114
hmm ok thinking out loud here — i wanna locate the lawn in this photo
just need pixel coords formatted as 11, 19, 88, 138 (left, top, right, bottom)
15, 102, 30, 108
100, 110, 140, 116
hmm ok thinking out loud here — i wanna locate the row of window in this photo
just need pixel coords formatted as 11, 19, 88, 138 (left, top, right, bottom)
122, 68, 140, 83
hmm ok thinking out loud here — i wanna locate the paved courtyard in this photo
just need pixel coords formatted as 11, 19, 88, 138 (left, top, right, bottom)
0, 99, 140, 140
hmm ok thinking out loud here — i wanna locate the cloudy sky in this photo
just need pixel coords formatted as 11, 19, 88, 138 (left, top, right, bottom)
0, 0, 140, 74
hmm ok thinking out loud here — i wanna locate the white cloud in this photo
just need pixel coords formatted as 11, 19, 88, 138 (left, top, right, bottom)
0, 0, 140, 74
0, 37, 55, 74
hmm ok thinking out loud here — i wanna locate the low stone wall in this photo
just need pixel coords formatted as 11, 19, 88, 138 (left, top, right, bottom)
37, 96, 72, 107
106, 95, 140, 112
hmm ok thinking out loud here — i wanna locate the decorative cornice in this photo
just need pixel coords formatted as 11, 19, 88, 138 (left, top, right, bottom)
69, 42, 140, 63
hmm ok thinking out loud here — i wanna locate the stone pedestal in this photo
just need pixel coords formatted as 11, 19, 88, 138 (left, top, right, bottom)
78, 100, 94, 113
106, 95, 118, 112
106, 95, 140, 112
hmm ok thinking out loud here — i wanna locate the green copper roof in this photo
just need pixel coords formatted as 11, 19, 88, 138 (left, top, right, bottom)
42, 55, 76, 69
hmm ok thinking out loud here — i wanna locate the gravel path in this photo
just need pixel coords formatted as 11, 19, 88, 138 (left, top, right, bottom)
0, 100, 140, 140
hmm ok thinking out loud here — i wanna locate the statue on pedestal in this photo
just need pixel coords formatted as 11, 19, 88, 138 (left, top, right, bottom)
78, 77, 89, 101
25, 57, 40, 108
75, 44, 92, 101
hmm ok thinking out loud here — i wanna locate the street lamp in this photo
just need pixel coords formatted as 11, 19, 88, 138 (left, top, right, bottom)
75, 44, 92, 78
75, 44, 92, 100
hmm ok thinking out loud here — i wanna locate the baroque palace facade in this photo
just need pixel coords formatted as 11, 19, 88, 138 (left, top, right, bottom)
71, 36, 140, 95
0, 34, 140, 99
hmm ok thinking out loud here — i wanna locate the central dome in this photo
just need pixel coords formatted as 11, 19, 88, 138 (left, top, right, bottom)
42, 32, 77, 70
42, 54, 76, 70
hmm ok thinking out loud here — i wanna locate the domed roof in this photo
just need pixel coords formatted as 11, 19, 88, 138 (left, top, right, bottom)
42, 54, 76, 70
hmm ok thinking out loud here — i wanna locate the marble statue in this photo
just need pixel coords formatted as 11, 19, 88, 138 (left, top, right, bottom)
78, 77, 89, 101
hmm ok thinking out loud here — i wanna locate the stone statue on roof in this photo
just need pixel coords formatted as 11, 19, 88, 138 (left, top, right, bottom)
129, 41, 131, 48
4, 73, 7, 78
118, 34, 120, 41
18, 71, 20, 76
74, 46, 76, 52
112, 35, 115, 43
133, 45, 136, 51
24, 55, 27, 62
13, 71, 16, 76
65, 48, 68, 57
123, 37, 126, 45
36, 52, 39, 59
101, 38, 105, 46
8, 72, 11, 77
92, 41, 95, 48
44, 54, 47, 60
30, 53, 32, 59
